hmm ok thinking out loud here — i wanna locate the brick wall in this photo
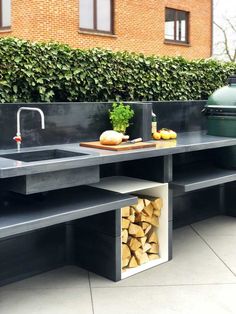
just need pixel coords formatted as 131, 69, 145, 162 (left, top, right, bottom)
0, 0, 212, 59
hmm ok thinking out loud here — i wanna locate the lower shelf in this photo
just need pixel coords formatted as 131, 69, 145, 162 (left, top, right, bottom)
122, 257, 167, 279
170, 162, 236, 192
0, 186, 136, 239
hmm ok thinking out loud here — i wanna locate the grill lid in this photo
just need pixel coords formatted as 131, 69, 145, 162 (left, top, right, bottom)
203, 75, 236, 116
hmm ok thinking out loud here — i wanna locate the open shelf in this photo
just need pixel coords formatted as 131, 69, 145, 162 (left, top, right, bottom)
0, 186, 136, 239
170, 162, 236, 193
91, 176, 164, 194
92, 176, 169, 279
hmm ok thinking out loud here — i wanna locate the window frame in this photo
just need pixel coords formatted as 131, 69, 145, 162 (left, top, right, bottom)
165, 7, 189, 44
79, 0, 114, 35
0, 0, 11, 30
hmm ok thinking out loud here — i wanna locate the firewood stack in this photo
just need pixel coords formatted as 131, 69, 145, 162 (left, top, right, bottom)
121, 196, 162, 271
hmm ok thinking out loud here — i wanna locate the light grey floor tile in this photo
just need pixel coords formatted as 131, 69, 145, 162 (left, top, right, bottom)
1, 266, 89, 290
201, 235, 236, 275
0, 287, 93, 314
92, 284, 236, 314
90, 226, 236, 287
192, 215, 236, 237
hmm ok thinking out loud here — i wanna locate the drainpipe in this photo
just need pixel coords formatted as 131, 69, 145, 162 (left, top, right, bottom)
210, 0, 214, 57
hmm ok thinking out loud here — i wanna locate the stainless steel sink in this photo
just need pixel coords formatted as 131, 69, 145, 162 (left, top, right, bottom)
2, 149, 89, 163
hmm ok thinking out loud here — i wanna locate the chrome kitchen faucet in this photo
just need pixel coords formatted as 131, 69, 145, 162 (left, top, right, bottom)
13, 107, 45, 151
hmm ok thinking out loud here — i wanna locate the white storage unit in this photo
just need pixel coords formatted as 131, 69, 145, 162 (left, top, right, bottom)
91, 176, 169, 279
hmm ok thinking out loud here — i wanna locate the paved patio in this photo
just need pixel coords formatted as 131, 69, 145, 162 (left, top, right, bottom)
0, 215, 235, 314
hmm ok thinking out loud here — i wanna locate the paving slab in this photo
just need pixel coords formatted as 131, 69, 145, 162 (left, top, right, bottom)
0, 287, 93, 314
90, 226, 236, 287
92, 284, 236, 314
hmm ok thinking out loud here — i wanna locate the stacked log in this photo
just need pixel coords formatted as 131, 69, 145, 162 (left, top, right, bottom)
121, 196, 162, 271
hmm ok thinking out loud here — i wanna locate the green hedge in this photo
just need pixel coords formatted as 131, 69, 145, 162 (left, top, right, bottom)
0, 37, 235, 103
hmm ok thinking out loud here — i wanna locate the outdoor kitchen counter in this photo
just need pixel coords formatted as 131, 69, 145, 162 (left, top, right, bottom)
0, 131, 236, 178
0, 130, 235, 285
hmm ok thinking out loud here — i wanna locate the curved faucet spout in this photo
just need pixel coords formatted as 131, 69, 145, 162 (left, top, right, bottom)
14, 107, 45, 151
16, 107, 45, 137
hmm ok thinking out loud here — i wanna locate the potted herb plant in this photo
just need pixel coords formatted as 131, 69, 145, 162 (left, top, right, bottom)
109, 102, 134, 134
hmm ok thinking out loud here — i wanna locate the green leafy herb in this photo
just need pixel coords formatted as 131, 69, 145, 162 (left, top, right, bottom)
109, 102, 134, 134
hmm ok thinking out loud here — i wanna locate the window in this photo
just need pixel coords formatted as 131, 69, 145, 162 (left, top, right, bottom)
165, 8, 189, 43
0, 0, 11, 29
80, 0, 113, 34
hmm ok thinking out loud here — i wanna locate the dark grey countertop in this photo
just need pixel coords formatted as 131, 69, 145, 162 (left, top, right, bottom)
0, 131, 236, 178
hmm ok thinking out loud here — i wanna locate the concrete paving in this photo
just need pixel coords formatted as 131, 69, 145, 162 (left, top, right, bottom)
0, 215, 235, 314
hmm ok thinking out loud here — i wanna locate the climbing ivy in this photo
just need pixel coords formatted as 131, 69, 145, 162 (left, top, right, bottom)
0, 38, 235, 103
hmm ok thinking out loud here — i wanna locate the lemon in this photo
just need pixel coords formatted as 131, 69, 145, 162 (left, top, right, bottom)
153, 132, 161, 140
169, 130, 177, 139
160, 130, 171, 140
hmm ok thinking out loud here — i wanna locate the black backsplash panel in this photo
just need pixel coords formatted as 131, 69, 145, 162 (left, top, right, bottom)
152, 100, 207, 132
0, 101, 206, 150
0, 102, 152, 150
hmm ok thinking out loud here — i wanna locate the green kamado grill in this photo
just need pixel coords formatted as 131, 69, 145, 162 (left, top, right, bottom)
203, 75, 236, 169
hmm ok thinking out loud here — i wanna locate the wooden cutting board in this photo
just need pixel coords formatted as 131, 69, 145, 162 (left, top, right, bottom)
80, 141, 156, 151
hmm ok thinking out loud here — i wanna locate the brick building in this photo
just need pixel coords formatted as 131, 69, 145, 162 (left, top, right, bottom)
0, 0, 213, 59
